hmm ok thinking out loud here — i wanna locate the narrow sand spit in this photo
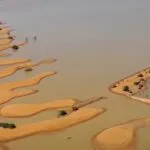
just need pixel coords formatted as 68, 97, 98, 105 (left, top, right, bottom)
109, 67, 150, 104
0, 71, 57, 105
0, 99, 78, 117
0, 42, 27, 52
0, 58, 31, 66
0, 58, 57, 78
0, 108, 103, 143
92, 117, 150, 150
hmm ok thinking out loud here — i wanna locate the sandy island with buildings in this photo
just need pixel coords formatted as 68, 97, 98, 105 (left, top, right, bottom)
0, 24, 106, 144
109, 67, 150, 104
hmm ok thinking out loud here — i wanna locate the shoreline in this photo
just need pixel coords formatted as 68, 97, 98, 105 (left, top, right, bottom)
0, 99, 79, 118
92, 117, 150, 150
0, 108, 105, 143
108, 66, 150, 104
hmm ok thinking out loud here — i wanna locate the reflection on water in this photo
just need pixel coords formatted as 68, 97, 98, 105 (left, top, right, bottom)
0, 0, 150, 150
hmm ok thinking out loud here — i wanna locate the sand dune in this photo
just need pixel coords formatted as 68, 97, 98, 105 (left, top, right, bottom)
0, 108, 102, 143
0, 99, 78, 117
92, 117, 150, 150
0, 72, 56, 105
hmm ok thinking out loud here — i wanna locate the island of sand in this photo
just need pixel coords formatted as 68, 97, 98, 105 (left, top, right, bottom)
109, 67, 150, 104
92, 117, 150, 150
0, 24, 107, 145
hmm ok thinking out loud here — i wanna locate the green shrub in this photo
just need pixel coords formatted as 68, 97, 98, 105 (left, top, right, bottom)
123, 86, 129, 91
0, 123, 16, 129
58, 110, 67, 117
112, 85, 117, 88
12, 45, 19, 50
138, 74, 143, 77
134, 81, 140, 85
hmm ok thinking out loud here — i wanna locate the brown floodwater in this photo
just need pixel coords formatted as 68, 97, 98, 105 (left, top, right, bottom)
0, 0, 150, 150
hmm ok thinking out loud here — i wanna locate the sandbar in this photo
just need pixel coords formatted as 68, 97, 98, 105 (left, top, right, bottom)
92, 117, 150, 150
0, 99, 78, 117
0, 41, 27, 52
109, 67, 150, 104
0, 28, 12, 35
0, 39, 13, 45
0, 58, 56, 78
0, 71, 57, 105
0, 58, 31, 66
0, 108, 103, 143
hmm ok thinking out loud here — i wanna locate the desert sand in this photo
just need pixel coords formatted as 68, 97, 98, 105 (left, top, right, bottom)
92, 117, 150, 150
109, 67, 150, 104
0, 99, 78, 117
